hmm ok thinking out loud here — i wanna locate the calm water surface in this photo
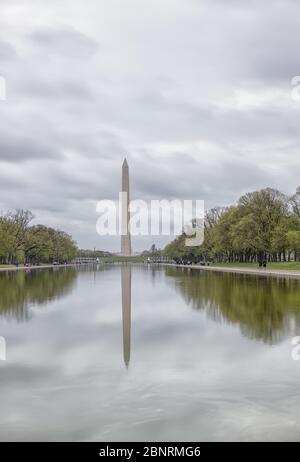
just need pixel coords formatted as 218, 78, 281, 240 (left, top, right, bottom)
1, 265, 300, 441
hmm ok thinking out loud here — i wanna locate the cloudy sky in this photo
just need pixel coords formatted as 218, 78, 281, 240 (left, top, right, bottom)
1, 0, 300, 251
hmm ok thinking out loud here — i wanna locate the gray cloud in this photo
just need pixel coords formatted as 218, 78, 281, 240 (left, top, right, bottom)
0, 41, 17, 61
29, 27, 100, 58
0, 130, 60, 163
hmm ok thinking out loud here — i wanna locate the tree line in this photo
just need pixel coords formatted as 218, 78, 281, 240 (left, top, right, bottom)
0, 209, 78, 265
165, 187, 300, 263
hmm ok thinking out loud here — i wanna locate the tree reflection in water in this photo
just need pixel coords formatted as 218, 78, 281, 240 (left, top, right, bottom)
166, 267, 300, 344
0, 268, 78, 322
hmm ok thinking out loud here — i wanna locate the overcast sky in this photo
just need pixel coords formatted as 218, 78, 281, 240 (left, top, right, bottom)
1, 0, 300, 251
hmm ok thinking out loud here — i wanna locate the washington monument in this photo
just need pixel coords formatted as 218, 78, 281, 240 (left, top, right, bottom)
121, 158, 132, 256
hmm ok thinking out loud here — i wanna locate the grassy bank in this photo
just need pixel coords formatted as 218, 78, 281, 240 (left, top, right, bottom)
210, 262, 300, 271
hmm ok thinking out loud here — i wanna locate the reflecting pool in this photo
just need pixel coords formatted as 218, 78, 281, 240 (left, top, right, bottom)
1, 265, 300, 441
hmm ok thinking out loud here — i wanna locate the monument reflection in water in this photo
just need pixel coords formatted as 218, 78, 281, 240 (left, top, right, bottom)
121, 265, 131, 368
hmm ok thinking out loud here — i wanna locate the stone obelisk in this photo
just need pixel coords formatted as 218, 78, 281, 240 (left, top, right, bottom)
121, 158, 132, 256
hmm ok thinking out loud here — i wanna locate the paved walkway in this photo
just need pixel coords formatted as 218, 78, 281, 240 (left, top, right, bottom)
172, 264, 300, 279
2, 263, 300, 280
